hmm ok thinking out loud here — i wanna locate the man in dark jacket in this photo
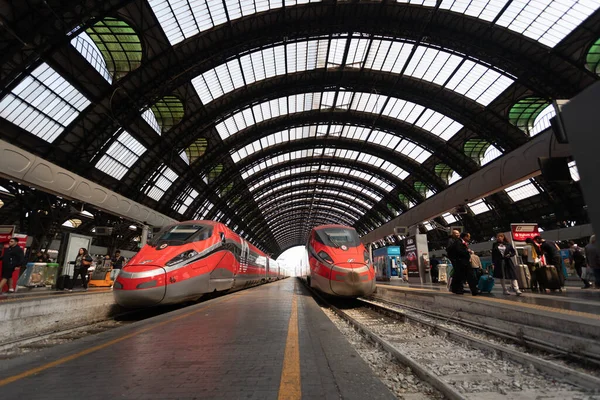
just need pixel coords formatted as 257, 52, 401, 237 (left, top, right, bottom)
449, 232, 479, 295
0, 238, 25, 293
535, 235, 564, 287
446, 229, 461, 292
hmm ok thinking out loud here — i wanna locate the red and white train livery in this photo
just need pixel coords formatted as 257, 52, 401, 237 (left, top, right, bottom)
114, 220, 283, 308
305, 224, 376, 297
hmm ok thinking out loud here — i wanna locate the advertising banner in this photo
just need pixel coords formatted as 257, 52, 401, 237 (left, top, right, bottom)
404, 237, 419, 278
510, 223, 539, 242
0, 225, 15, 245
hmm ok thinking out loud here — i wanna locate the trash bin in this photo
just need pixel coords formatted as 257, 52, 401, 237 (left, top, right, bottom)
17, 263, 46, 287
44, 263, 59, 287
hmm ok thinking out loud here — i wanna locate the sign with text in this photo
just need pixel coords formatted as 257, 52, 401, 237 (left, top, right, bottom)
404, 237, 419, 278
510, 223, 539, 242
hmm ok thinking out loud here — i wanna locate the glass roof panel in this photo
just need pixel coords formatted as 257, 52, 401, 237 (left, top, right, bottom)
481, 144, 501, 166
586, 38, 600, 75
504, 179, 541, 202
439, 0, 507, 22
467, 198, 491, 215
145, 165, 179, 201
193, 37, 513, 106
71, 31, 112, 83
442, 212, 457, 224
176, 187, 199, 214
0, 63, 90, 143
495, 0, 599, 48
194, 200, 214, 219
568, 160, 580, 182
216, 90, 463, 141
95, 130, 146, 180
142, 108, 161, 134
149, 0, 324, 45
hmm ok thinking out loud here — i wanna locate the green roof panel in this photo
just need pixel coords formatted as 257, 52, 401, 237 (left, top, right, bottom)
586, 38, 600, 76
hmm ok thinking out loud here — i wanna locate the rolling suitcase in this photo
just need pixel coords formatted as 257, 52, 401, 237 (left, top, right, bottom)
55, 275, 71, 290
537, 265, 561, 292
478, 274, 495, 293
516, 264, 531, 290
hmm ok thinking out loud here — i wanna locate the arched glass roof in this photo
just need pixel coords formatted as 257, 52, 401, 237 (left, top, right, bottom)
216, 91, 463, 142
231, 124, 432, 165
149, 0, 598, 48
193, 36, 514, 106
239, 148, 409, 183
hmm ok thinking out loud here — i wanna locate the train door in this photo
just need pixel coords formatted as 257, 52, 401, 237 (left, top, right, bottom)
240, 239, 249, 275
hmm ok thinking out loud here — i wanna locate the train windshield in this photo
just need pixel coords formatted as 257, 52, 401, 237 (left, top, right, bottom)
151, 224, 213, 246
315, 228, 361, 248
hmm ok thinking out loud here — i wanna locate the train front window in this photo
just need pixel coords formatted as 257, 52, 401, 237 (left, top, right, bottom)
315, 228, 361, 248
153, 224, 213, 245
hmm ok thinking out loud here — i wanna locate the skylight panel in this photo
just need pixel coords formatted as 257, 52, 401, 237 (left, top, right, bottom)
369, 40, 414, 73
71, 32, 112, 83
383, 98, 424, 124
142, 109, 161, 134
415, 109, 463, 141
445, 61, 514, 106
442, 212, 457, 224
481, 145, 502, 166
468, 198, 491, 215
194, 200, 214, 220
530, 104, 555, 136
423, 221, 435, 231
327, 38, 347, 67
495, 0, 599, 48
395, 139, 432, 163
568, 160, 580, 182
440, 0, 507, 22
0, 63, 90, 143
180, 150, 190, 165
176, 188, 199, 214
405, 47, 462, 85
145, 165, 179, 201
448, 171, 462, 185
346, 38, 370, 68
95, 130, 146, 180
504, 179, 541, 202
351, 92, 385, 114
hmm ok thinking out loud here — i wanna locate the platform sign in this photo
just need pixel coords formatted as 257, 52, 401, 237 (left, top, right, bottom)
510, 223, 539, 242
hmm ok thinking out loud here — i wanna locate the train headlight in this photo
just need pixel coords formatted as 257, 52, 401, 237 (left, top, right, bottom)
166, 250, 198, 266
318, 251, 334, 264
364, 251, 370, 264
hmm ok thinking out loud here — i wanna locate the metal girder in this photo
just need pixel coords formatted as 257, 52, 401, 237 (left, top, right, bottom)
266, 206, 357, 231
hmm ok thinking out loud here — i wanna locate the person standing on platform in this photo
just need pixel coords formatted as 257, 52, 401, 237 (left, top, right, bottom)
449, 232, 478, 295
111, 250, 125, 282
470, 252, 483, 281
69, 248, 92, 292
0, 237, 25, 294
492, 233, 522, 296
569, 240, 591, 289
534, 236, 564, 289
584, 235, 600, 289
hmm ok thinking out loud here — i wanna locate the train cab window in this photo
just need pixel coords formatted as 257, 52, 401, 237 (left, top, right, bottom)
315, 228, 361, 248
152, 224, 213, 246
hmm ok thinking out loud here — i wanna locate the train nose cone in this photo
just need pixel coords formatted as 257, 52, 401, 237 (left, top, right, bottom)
329, 263, 373, 297
113, 265, 167, 308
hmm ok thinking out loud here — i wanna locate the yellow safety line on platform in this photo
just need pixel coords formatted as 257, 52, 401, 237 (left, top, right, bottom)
0, 295, 236, 387
378, 285, 600, 321
278, 292, 301, 400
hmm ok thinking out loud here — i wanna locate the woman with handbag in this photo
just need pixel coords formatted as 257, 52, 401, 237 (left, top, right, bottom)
68, 248, 92, 291
492, 233, 522, 296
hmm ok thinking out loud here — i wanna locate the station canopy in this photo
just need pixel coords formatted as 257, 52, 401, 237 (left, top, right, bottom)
1, 0, 599, 255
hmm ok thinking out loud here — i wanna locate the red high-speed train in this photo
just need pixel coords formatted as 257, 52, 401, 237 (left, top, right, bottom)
305, 224, 376, 297
113, 220, 284, 308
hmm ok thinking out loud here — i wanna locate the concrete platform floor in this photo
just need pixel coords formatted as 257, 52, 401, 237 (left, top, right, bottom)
0, 278, 395, 400
379, 280, 600, 316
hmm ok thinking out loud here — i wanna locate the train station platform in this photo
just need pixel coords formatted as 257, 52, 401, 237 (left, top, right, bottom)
373, 283, 600, 364
378, 281, 600, 316
0, 278, 395, 400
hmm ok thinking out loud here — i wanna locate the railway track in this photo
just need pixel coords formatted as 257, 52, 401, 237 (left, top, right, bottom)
312, 290, 600, 399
